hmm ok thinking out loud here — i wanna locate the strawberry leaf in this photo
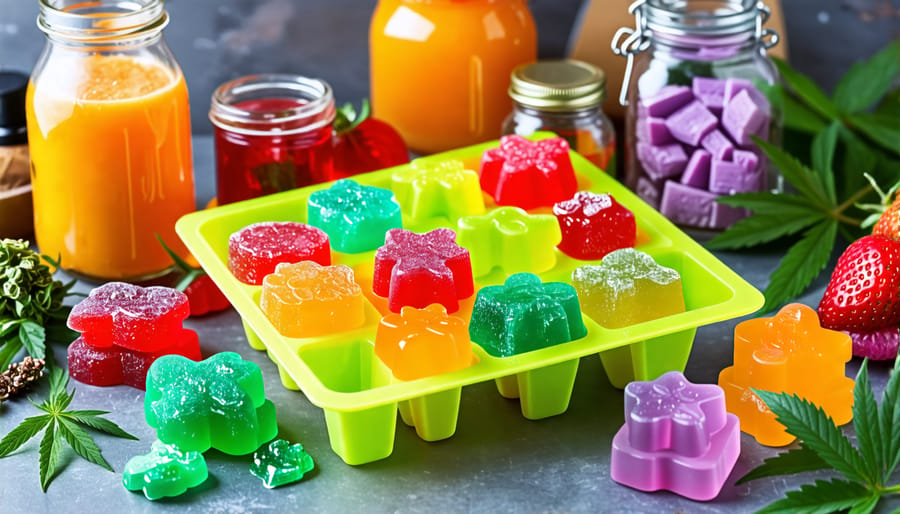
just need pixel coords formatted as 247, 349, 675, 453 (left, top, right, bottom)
760, 220, 837, 313
853, 360, 884, 484
756, 479, 874, 514
735, 445, 828, 485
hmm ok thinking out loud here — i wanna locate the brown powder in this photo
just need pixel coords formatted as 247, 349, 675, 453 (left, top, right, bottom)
0, 145, 30, 192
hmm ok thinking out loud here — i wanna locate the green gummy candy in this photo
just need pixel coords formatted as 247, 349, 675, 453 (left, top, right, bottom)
250, 439, 315, 489
123, 440, 208, 501
469, 273, 587, 357
145, 352, 278, 455
392, 159, 485, 222
307, 179, 402, 253
457, 206, 561, 277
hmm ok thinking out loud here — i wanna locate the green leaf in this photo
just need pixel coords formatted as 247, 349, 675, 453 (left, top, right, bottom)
760, 220, 837, 313
781, 89, 830, 133
756, 138, 832, 209
880, 356, 900, 478
48, 367, 67, 399
0, 338, 23, 372
852, 360, 883, 484
735, 445, 828, 485
754, 389, 868, 484
849, 113, 900, 157
876, 88, 900, 118
18, 321, 46, 361
848, 494, 880, 514
811, 121, 840, 205
838, 125, 881, 197
772, 58, 841, 121
38, 420, 62, 492
756, 479, 874, 514
833, 41, 900, 114
0, 414, 51, 457
56, 418, 113, 472
0, 319, 22, 338
63, 411, 138, 440
154, 233, 196, 275
705, 210, 825, 251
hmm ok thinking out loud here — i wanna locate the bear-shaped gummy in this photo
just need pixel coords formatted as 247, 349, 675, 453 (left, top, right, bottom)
122, 440, 208, 501
479, 135, 577, 210
228, 221, 331, 285
250, 439, 315, 489
307, 179, 402, 253
392, 159, 485, 223
457, 206, 561, 277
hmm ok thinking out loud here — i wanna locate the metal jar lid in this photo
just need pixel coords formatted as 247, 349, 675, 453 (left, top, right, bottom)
508, 59, 607, 112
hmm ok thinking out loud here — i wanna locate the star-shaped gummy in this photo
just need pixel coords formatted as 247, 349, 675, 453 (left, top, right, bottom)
553, 191, 636, 260
68, 282, 189, 352
375, 304, 475, 380
145, 352, 278, 455
624, 371, 727, 457
123, 440, 208, 500
307, 179, 402, 253
457, 206, 561, 277
260, 261, 366, 338
469, 273, 587, 357
391, 159, 485, 222
373, 228, 474, 313
479, 135, 577, 210
250, 439, 315, 489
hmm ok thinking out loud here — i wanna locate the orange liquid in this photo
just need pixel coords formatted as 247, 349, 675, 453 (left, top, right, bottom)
370, 0, 536, 154
27, 54, 194, 280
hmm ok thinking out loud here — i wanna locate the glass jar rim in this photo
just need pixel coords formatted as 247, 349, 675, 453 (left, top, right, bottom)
644, 0, 759, 38
209, 74, 336, 137
37, 0, 168, 41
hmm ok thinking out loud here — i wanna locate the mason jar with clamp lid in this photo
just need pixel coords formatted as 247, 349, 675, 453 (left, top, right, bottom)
612, 0, 782, 232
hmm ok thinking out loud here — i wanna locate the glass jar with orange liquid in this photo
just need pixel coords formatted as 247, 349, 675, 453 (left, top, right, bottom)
370, 0, 537, 155
27, 0, 194, 281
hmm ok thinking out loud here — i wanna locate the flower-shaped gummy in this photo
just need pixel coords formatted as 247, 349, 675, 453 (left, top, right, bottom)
228, 221, 331, 285
392, 159, 485, 222
373, 228, 474, 313
145, 352, 277, 455
457, 206, 561, 277
123, 440, 208, 501
307, 179, 402, 253
479, 135, 577, 210
250, 439, 315, 489
469, 273, 587, 357
553, 192, 636, 260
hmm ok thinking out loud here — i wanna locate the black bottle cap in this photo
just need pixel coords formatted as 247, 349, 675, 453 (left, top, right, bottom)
0, 70, 29, 146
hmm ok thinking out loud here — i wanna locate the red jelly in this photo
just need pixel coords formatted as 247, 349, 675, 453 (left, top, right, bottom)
67, 330, 200, 390
553, 191, 636, 260
479, 135, 578, 210
210, 75, 337, 205
373, 228, 474, 313
228, 221, 331, 285
68, 283, 190, 352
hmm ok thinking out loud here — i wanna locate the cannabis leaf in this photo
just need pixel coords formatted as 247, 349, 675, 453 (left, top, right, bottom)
0, 367, 138, 491
740, 357, 900, 513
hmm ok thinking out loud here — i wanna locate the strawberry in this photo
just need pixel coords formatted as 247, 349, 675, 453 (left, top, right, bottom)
156, 235, 231, 317
332, 99, 409, 177
817, 235, 900, 332
873, 191, 900, 241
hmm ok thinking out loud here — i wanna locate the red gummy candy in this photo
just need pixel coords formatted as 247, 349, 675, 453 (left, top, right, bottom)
68, 283, 190, 352
67, 329, 200, 390
228, 222, 331, 285
373, 228, 474, 313
479, 135, 578, 210
553, 192, 637, 260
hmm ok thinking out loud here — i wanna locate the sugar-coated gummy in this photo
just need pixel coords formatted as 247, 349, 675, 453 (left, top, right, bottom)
227, 221, 331, 285
307, 179, 402, 253
392, 159, 485, 222
123, 440, 208, 501
479, 135, 578, 210
457, 206, 561, 277
553, 191, 636, 261
68, 282, 189, 352
250, 439, 315, 489
469, 273, 587, 358
145, 352, 278, 455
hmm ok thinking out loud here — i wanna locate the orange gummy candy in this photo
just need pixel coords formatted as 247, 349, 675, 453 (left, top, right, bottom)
260, 261, 366, 338
375, 304, 475, 381
718, 303, 853, 447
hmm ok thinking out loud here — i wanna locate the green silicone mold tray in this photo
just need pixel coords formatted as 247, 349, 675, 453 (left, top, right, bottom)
176, 133, 764, 465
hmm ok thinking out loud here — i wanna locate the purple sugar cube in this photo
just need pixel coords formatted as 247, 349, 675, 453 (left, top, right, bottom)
700, 129, 735, 161
637, 142, 688, 181
641, 85, 693, 118
665, 101, 718, 146
636, 177, 662, 209
711, 203, 749, 229
692, 77, 725, 114
680, 150, 711, 189
637, 116, 675, 145
722, 89, 770, 145
710, 159, 764, 194
660, 181, 717, 228
733, 149, 760, 173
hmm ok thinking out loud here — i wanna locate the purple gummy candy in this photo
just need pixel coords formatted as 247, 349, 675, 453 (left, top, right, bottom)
637, 116, 675, 145
680, 150, 712, 189
723, 78, 755, 102
711, 202, 748, 229
692, 77, 725, 114
611, 371, 740, 501
710, 159, 763, 194
700, 129, 735, 161
637, 142, 688, 181
660, 181, 718, 228
665, 101, 718, 146
636, 177, 662, 209
844, 326, 900, 361
732, 149, 760, 173
723, 89, 770, 145
641, 85, 694, 118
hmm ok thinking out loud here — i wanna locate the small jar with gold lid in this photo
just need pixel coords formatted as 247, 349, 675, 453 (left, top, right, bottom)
502, 59, 617, 173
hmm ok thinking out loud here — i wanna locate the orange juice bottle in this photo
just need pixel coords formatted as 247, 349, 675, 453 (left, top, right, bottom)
26, 0, 194, 281
370, 0, 537, 154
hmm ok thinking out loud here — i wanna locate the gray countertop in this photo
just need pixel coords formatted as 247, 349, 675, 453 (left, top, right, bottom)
2, 136, 898, 513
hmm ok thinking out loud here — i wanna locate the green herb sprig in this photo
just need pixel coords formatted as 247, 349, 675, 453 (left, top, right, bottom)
0, 368, 137, 491
707, 41, 900, 313
739, 357, 900, 513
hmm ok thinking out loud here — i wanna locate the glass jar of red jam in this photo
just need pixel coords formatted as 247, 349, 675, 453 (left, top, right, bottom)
209, 74, 336, 205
